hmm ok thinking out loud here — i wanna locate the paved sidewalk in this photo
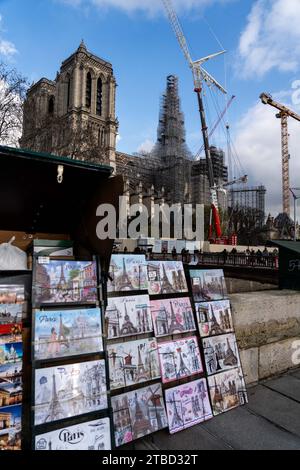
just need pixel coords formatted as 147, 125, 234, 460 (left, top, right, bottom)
135, 368, 300, 451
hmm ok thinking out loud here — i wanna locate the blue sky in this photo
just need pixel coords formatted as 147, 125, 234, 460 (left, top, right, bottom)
1, 0, 300, 214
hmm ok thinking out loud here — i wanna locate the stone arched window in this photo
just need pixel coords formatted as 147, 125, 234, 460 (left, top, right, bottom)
96, 77, 102, 116
86, 72, 92, 108
48, 95, 55, 114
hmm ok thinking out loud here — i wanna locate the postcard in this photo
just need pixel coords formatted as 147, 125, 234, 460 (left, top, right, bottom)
35, 417, 111, 451
165, 379, 213, 434
195, 300, 233, 338
106, 295, 152, 339
207, 367, 248, 416
203, 333, 240, 376
33, 260, 98, 306
0, 323, 22, 344
0, 362, 22, 383
0, 404, 22, 450
0, 285, 24, 305
147, 261, 188, 296
34, 360, 107, 425
0, 304, 23, 324
107, 255, 148, 293
0, 342, 23, 365
111, 384, 168, 447
108, 337, 160, 390
150, 297, 196, 337
158, 337, 203, 383
34, 308, 103, 361
189, 269, 227, 302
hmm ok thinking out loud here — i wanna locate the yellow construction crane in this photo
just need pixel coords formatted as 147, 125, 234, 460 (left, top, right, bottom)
260, 93, 300, 217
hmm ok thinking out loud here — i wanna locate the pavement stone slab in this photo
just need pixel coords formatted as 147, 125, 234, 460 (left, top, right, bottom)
264, 375, 300, 403
291, 370, 300, 380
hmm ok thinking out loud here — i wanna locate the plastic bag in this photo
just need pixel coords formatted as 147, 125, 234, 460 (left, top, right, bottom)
0, 237, 27, 270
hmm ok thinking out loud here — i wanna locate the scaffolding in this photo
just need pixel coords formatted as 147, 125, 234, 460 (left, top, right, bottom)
229, 186, 267, 228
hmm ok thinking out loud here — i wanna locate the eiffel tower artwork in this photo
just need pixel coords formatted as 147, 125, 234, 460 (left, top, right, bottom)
223, 337, 238, 367
132, 392, 152, 438
45, 373, 65, 423
120, 303, 138, 336
57, 264, 67, 290
210, 308, 224, 336
118, 258, 134, 291
170, 392, 183, 429
176, 348, 190, 379
136, 345, 148, 382
168, 301, 184, 334
160, 264, 176, 294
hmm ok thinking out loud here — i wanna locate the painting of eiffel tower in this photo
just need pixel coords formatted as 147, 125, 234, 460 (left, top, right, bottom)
107, 255, 148, 293
148, 261, 188, 296
45, 373, 66, 423
203, 333, 240, 376
150, 297, 195, 337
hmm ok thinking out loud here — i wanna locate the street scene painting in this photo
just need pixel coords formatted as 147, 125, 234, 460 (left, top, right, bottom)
203, 333, 240, 376
0, 286, 24, 305
208, 367, 248, 416
34, 360, 107, 425
190, 269, 227, 302
0, 342, 22, 365
158, 337, 203, 384
33, 308, 103, 361
165, 379, 213, 434
147, 261, 188, 296
107, 255, 148, 293
111, 384, 168, 447
35, 417, 111, 451
106, 295, 152, 339
0, 323, 22, 345
0, 304, 23, 325
0, 404, 22, 450
108, 338, 160, 390
33, 260, 98, 306
195, 300, 234, 338
150, 297, 196, 337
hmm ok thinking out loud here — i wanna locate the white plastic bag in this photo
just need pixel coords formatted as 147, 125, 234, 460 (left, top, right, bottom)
0, 237, 27, 270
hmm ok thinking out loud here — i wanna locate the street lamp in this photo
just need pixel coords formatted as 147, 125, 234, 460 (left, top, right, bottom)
290, 188, 300, 241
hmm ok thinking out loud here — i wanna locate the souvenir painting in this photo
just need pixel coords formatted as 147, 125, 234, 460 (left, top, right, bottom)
0, 304, 23, 325
203, 333, 240, 376
33, 260, 98, 306
35, 417, 111, 451
195, 300, 233, 338
108, 337, 160, 390
0, 377, 22, 407
33, 308, 103, 361
106, 295, 152, 339
0, 342, 22, 365
147, 261, 188, 296
165, 379, 213, 434
111, 384, 168, 447
34, 360, 107, 425
150, 297, 196, 337
208, 367, 248, 416
0, 404, 22, 450
189, 269, 227, 302
158, 337, 203, 384
0, 286, 24, 305
107, 255, 148, 293
0, 362, 22, 384
0, 323, 22, 344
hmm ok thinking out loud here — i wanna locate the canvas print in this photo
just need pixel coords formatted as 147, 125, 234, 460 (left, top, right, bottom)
190, 269, 227, 302
150, 297, 196, 337
112, 384, 168, 447
33, 260, 98, 306
35, 417, 111, 451
33, 308, 103, 361
203, 333, 240, 376
147, 261, 188, 296
208, 367, 248, 416
0, 323, 22, 345
0, 342, 22, 365
158, 337, 203, 384
0, 404, 22, 450
34, 360, 107, 425
0, 286, 24, 305
0, 304, 23, 325
107, 255, 148, 293
196, 300, 233, 338
165, 379, 213, 434
106, 295, 152, 339
108, 338, 160, 390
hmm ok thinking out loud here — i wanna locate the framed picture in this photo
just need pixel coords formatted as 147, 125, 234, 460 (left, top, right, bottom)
0, 304, 23, 325
165, 379, 213, 434
150, 297, 196, 337
0, 404, 22, 450
34, 360, 107, 426
33, 308, 103, 361
106, 295, 152, 339
189, 269, 227, 302
107, 255, 148, 293
111, 383, 168, 447
0, 285, 24, 305
158, 337, 203, 384
0, 342, 23, 365
203, 333, 240, 376
34, 417, 111, 451
208, 367, 248, 416
147, 261, 188, 296
33, 260, 98, 306
195, 300, 234, 338
108, 337, 160, 390
0, 361, 22, 383
0, 323, 22, 344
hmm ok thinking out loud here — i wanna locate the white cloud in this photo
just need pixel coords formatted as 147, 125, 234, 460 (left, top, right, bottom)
234, 90, 300, 216
237, 0, 300, 78
0, 40, 17, 57
137, 138, 155, 153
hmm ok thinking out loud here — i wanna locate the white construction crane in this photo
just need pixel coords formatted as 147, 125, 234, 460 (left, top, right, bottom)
260, 93, 300, 217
